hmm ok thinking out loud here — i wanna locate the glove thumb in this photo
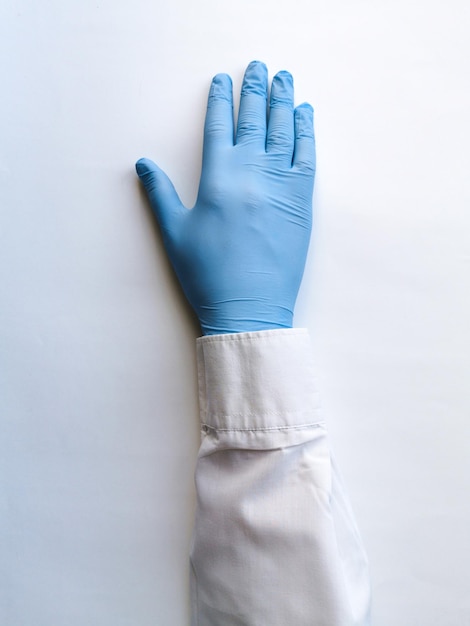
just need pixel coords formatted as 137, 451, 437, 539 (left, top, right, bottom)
135, 157, 185, 243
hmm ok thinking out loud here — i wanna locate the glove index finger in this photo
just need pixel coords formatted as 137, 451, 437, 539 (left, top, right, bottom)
204, 73, 234, 150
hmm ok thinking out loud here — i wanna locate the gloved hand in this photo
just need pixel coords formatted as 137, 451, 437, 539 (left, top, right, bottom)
136, 60, 315, 335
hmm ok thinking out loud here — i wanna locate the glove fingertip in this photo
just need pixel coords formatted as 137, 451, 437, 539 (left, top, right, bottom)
135, 157, 156, 178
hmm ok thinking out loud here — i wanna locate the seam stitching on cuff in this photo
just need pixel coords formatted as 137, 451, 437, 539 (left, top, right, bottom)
201, 421, 325, 433
197, 328, 308, 345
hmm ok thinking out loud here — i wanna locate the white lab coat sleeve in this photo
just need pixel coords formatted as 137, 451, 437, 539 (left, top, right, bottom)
190, 328, 371, 626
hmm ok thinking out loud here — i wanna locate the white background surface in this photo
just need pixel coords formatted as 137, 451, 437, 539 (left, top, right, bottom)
1, 0, 469, 624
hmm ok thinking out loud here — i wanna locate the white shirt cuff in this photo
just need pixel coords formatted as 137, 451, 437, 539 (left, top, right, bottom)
196, 328, 322, 431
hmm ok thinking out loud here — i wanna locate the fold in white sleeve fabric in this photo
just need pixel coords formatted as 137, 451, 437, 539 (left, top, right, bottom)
191, 328, 371, 626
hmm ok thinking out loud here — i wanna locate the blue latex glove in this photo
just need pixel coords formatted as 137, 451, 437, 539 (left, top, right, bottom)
136, 60, 315, 335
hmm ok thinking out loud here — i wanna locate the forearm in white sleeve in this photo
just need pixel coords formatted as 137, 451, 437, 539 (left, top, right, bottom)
190, 328, 371, 626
